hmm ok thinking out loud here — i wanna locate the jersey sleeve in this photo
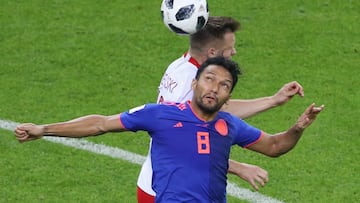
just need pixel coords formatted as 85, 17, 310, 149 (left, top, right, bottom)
231, 117, 263, 148
119, 104, 158, 132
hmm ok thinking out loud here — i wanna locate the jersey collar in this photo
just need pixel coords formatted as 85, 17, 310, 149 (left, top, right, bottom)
186, 101, 219, 122
183, 52, 201, 68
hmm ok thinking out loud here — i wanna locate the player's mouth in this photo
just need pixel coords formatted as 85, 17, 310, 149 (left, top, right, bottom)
203, 94, 217, 103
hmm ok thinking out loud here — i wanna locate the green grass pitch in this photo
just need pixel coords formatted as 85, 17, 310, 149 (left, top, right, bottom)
0, 0, 359, 202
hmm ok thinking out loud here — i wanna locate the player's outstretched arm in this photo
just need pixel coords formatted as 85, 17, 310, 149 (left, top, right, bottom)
228, 160, 268, 191
221, 81, 304, 119
14, 114, 126, 143
248, 103, 324, 157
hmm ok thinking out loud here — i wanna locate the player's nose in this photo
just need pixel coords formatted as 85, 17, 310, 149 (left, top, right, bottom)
232, 48, 237, 56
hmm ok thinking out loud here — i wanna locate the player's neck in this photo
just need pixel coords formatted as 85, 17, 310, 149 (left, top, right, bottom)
189, 101, 218, 122
188, 49, 207, 65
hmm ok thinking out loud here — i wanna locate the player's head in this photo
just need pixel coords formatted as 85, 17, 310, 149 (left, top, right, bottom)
190, 16, 240, 60
191, 56, 241, 114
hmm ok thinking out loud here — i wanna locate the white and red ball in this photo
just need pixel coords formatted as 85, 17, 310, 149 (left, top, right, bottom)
161, 0, 209, 35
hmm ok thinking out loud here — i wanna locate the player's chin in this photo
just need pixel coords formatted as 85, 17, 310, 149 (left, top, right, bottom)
202, 103, 221, 113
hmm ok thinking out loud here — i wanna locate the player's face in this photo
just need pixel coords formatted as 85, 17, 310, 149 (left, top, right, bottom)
192, 65, 232, 115
216, 32, 236, 59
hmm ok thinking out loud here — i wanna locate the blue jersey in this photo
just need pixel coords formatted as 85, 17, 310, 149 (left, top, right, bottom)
120, 101, 262, 203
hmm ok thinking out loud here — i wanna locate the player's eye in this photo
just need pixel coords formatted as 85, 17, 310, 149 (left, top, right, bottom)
221, 83, 231, 91
205, 76, 214, 81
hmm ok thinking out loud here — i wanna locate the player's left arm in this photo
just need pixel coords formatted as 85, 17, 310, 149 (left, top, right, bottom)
221, 81, 304, 119
247, 103, 324, 157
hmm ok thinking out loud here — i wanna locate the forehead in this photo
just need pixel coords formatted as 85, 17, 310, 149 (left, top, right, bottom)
223, 32, 236, 42
211, 32, 235, 47
202, 64, 232, 82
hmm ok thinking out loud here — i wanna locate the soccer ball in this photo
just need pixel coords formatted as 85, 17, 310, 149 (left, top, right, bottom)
161, 0, 209, 35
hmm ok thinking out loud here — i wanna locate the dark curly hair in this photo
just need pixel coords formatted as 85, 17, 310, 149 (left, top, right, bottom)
195, 56, 241, 92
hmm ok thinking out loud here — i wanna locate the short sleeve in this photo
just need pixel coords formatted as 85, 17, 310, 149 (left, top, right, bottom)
231, 117, 262, 148
120, 104, 158, 132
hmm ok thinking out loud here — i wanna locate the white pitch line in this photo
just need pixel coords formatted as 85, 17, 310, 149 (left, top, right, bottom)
43, 136, 146, 165
1, 118, 284, 203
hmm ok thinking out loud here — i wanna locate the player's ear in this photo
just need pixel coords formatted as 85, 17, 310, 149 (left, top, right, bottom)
207, 48, 217, 57
191, 79, 197, 90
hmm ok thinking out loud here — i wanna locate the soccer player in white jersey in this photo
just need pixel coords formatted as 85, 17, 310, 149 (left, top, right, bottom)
137, 16, 305, 202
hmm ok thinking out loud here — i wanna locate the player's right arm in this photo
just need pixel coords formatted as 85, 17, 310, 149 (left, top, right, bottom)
228, 160, 268, 191
14, 114, 126, 143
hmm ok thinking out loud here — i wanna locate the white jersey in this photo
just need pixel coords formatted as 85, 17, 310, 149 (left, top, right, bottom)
137, 53, 200, 196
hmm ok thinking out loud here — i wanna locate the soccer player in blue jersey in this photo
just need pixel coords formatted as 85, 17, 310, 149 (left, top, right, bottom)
15, 56, 324, 203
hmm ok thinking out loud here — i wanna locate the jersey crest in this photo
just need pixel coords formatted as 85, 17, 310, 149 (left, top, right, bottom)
215, 119, 228, 136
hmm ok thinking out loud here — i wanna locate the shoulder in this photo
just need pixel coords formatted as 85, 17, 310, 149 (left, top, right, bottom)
218, 111, 239, 121
138, 102, 182, 111
217, 111, 247, 128
127, 103, 161, 115
165, 55, 198, 75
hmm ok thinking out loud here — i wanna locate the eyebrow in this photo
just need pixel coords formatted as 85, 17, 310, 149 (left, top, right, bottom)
204, 70, 233, 84
205, 70, 216, 75
222, 79, 233, 86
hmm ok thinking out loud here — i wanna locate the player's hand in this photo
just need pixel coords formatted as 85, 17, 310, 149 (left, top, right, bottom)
239, 163, 268, 191
229, 160, 268, 191
271, 81, 304, 106
14, 123, 44, 143
296, 103, 325, 130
